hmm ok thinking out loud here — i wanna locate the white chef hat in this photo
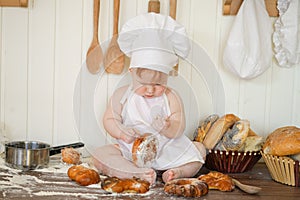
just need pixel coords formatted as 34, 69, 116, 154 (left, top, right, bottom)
118, 13, 190, 74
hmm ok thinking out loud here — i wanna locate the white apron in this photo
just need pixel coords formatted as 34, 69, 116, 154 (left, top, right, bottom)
117, 86, 204, 170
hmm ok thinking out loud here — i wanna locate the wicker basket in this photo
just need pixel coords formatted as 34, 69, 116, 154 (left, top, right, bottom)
261, 152, 300, 187
205, 150, 261, 173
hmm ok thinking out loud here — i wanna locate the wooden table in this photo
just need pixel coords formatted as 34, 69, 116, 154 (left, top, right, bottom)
1, 155, 299, 200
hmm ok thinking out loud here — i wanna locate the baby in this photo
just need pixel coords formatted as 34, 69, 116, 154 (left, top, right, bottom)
93, 12, 206, 185
93, 67, 206, 184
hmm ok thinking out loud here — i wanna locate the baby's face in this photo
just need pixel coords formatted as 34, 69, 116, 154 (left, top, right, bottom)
134, 84, 166, 98
130, 68, 168, 98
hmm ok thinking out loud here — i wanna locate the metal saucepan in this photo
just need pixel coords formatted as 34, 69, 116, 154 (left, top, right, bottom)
5, 141, 84, 170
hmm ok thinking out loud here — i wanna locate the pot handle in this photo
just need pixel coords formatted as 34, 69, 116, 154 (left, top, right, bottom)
49, 142, 84, 156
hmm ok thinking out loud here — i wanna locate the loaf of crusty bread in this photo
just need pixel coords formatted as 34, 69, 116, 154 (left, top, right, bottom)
262, 126, 300, 156
203, 114, 240, 149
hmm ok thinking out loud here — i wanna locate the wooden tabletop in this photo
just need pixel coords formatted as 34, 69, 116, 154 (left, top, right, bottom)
1, 155, 299, 200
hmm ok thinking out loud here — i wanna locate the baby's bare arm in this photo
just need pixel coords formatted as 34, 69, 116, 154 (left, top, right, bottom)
103, 86, 136, 143
159, 89, 185, 138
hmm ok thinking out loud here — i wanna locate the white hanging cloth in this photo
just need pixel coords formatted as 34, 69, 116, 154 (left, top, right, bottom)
223, 0, 272, 79
273, 0, 300, 68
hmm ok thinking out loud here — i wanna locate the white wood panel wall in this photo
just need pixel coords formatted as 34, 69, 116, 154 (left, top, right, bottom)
0, 0, 299, 147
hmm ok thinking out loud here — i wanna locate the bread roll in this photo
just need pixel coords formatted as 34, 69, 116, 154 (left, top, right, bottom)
67, 165, 100, 186
61, 147, 81, 164
203, 114, 240, 149
262, 126, 300, 156
132, 134, 158, 168
198, 171, 234, 192
164, 178, 208, 197
222, 120, 250, 151
194, 114, 219, 142
238, 135, 264, 152
101, 176, 150, 193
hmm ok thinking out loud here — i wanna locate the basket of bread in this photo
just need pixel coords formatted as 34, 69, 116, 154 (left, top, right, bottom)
261, 126, 300, 187
194, 114, 263, 173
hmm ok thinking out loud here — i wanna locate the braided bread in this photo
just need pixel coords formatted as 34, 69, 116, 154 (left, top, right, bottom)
132, 133, 158, 168
198, 171, 234, 192
67, 165, 100, 186
101, 176, 150, 193
164, 178, 208, 197
61, 147, 81, 164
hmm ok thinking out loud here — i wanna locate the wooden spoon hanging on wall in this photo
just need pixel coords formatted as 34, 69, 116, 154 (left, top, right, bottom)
104, 0, 124, 74
86, 0, 103, 74
169, 0, 178, 76
148, 0, 160, 13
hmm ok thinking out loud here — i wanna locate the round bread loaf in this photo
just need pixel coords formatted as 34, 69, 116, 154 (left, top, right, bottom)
164, 178, 208, 197
61, 147, 81, 164
262, 126, 300, 156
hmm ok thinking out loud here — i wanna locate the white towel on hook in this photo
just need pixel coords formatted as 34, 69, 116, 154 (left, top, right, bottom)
223, 0, 272, 79
273, 0, 300, 68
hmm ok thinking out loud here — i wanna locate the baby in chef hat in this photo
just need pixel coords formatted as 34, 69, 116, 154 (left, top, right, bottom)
93, 13, 206, 184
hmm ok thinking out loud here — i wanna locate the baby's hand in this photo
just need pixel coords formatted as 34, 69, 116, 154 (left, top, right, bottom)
152, 115, 170, 133
120, 128, 138, 144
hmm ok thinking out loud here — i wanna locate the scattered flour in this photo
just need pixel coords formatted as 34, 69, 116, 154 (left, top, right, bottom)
33, 191, 98, 199
0, 151, 157, 199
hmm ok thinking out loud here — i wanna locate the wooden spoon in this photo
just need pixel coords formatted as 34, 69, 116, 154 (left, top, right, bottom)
169, 0, 178, 76
104, 0, 124, 74
148, 0, 160, 13
232, 178, 262, 194
86, 0, 103, 74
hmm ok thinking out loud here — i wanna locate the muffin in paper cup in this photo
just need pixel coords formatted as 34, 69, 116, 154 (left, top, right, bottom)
261, 152, 300, 187
205, 150, 261, 173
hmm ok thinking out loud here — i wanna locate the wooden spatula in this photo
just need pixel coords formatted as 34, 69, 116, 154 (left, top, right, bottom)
86, 0, 103, 74
104, 0, 124, 74
169, 0, 178, 76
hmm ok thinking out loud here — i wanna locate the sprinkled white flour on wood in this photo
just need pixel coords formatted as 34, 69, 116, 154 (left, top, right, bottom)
0, 152, 161, 199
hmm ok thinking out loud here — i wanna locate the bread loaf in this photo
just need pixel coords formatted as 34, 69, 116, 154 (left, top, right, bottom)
101, 176, 150, 193
262, 126, 300, 156
132, 134, 158, 168
198, 171, 234, 192
61, 147, 81, 164
164, 178, 208, 197
203, 114, 240, 149
67, 165, 100, 186
194, 114, 219, 142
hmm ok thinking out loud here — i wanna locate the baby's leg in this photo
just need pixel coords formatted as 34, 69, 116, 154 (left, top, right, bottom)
92, 144, 157, 185
193, 141, 207, 160
162, 161, 203, 183
162, 142, 207, 183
